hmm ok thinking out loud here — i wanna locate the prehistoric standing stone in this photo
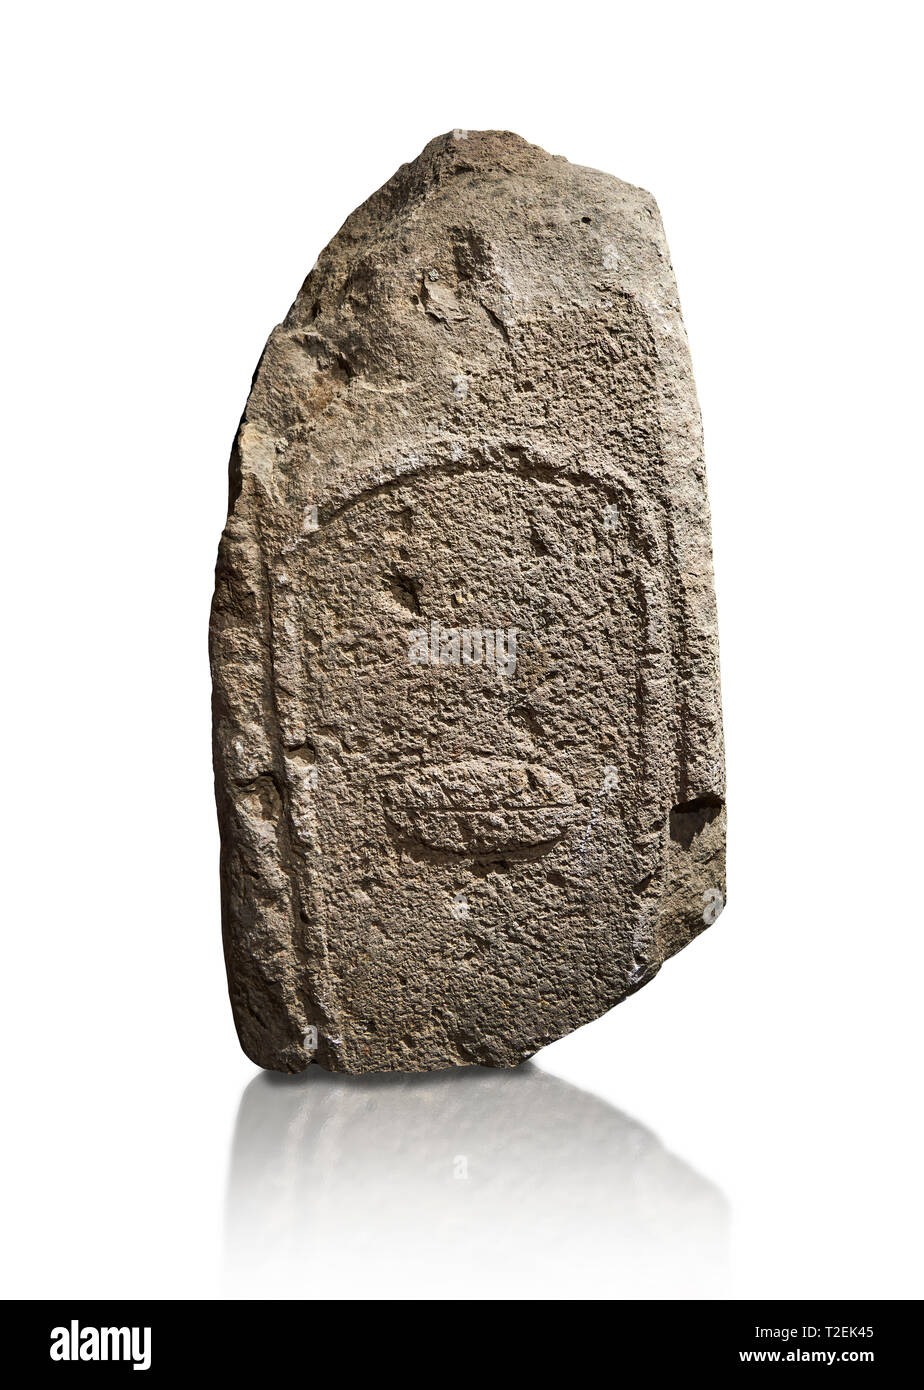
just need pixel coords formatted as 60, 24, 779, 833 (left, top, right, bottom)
210, 130, 726, 1074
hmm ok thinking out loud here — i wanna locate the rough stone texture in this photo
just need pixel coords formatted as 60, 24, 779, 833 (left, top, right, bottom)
210, 130, 726, 1074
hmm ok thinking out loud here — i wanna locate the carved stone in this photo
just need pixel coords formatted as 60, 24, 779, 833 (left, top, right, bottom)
210, 130, 726, 1073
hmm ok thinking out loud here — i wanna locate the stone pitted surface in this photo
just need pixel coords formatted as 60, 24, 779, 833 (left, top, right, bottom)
210, 131, 726, 1074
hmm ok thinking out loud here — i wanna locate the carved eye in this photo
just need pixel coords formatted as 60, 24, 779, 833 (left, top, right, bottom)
384, 757, 577, 854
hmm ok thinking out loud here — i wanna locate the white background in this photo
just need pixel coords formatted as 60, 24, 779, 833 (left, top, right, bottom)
2, 1, 921, 1300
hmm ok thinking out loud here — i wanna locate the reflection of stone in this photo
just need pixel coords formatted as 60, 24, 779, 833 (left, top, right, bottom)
210, 130, 726, 1074
225, 1065, 729, 1299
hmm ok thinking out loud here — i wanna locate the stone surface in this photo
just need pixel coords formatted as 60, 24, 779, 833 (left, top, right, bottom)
210, 130, 726, 1074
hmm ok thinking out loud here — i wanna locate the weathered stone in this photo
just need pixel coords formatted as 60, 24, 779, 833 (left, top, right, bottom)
210, 130, 726, 1074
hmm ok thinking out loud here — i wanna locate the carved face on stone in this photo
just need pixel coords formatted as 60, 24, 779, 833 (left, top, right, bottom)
273, 446, 669, 1070
213, 132, 726, 1076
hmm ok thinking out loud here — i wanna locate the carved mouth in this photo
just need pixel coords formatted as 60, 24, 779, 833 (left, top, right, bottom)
385, 757, 578, 854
